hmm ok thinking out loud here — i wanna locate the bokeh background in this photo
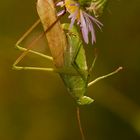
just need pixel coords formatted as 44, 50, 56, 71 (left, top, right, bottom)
0, 0, 140, 140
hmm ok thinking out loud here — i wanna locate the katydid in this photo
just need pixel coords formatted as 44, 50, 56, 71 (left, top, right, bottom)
13, 0, 122, 105
13, 0, 122, 139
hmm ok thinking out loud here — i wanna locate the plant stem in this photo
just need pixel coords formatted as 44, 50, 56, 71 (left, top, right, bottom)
76, 107, 85, 140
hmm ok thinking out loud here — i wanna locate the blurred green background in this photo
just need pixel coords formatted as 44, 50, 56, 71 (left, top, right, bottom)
0, 0, 140, 140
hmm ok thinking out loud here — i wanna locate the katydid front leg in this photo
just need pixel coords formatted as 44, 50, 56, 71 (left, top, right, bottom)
88, 67, 123, 87
87, 50, 123, 87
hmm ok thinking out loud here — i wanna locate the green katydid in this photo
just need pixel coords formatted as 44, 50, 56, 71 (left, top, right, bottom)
13, 0, 122, 105
13, 0, 122, 139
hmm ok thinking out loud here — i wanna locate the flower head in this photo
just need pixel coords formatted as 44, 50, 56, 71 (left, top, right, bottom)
86, 0, 108, 18
57, 0, 103, 44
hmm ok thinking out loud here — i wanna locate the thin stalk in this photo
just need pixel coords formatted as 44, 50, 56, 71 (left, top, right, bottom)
76, 107, 85, 140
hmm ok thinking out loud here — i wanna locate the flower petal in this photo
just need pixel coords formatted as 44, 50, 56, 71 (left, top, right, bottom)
80, 10, 89, 44
88, 17, 96, 44
69, 9, 78, 29
56, 1, 64, 6
84, 13, 96, 44
84, 12, 103, 30
57, 9, 65, 17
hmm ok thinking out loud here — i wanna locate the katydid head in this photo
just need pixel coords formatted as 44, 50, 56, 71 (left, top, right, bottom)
77, 96, 94, 105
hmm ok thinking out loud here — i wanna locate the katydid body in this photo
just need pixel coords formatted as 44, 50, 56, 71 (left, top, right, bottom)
37, 0, 122, 105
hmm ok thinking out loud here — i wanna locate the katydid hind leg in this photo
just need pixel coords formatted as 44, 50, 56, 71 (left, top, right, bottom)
15, 44, 53, 61
13, 44, 54, 72
16, 19, 40, 46
13, 65, 55, 72
13, 19, 41, 67
13, 64, 83, 75
13, 19, 54, 69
